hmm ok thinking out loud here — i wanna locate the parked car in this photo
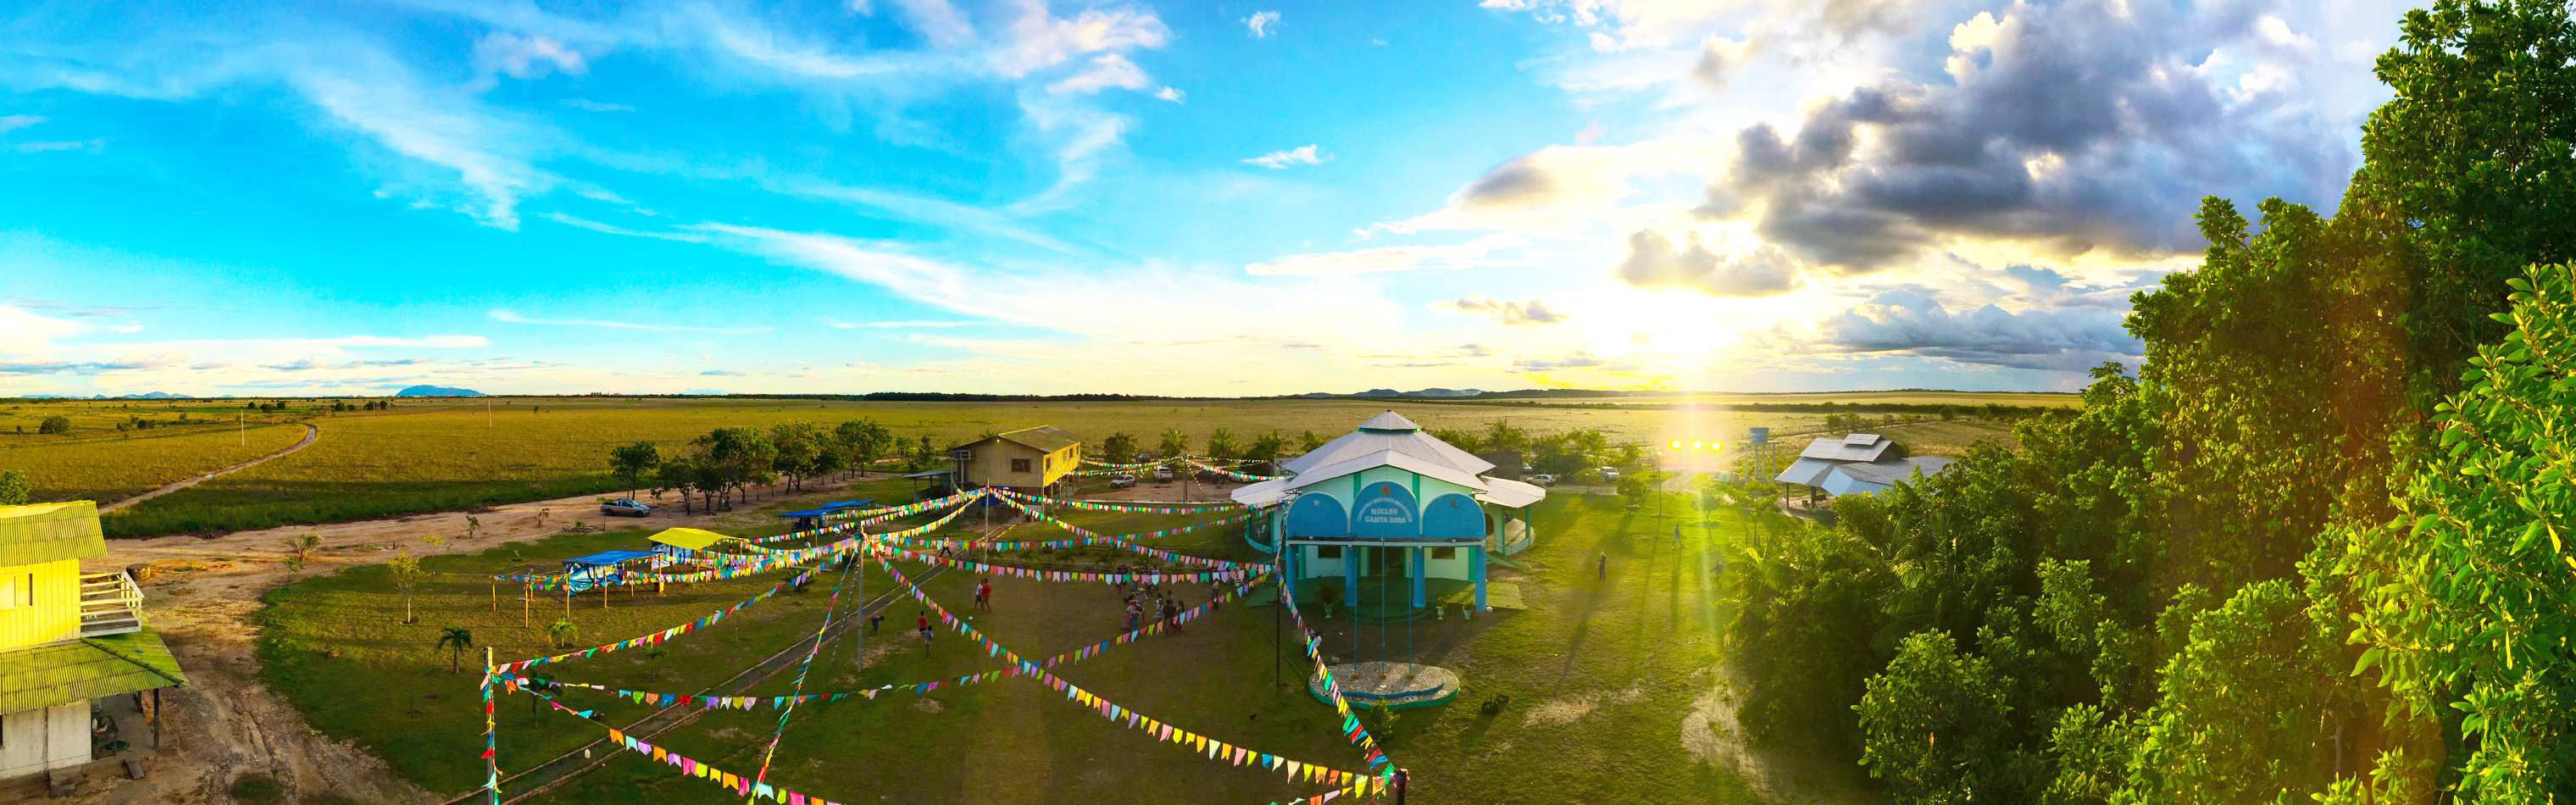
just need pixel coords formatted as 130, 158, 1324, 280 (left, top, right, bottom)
600, 498, 651, 517
1597, 467, 1622, 483
1529, 473, 1557, 486
1153, 467, 1175, 482
1109, 474, 1138, 488
1134, 452, 1152, 463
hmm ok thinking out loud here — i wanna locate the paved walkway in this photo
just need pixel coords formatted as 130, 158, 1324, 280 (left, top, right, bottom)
99, 423, 319, 513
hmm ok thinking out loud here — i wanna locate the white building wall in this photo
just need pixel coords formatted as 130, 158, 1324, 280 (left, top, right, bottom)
1423, 546, 1474, 580
1301, 545, 1346, 578
0, 701, 90, 780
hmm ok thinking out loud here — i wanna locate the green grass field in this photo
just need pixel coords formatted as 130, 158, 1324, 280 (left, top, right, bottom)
0, 422, 308, 503
253, 480, 1804, 804
0, 395, 2041, 537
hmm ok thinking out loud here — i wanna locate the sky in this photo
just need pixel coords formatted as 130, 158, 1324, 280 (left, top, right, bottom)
0, 0, 2415, 397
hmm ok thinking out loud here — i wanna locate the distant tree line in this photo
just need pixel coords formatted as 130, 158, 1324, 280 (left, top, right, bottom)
608, 419, 921, 514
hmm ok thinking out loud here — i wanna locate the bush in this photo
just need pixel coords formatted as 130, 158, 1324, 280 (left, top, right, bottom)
37, 415, 70, 435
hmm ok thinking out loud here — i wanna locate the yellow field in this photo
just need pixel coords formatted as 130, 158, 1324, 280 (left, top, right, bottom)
0, 395, 2042, 536
0, 422, 308, 502
1487, 390, 2083, 407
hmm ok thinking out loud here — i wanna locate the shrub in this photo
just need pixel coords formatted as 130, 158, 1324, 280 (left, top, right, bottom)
37, 415, 71, 435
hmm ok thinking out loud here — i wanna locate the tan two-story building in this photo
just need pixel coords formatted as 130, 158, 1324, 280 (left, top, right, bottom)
955, 425, 1081, 496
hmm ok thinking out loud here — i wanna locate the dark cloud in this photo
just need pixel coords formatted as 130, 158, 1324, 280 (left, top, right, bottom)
1433, 293, 1568, 325
1814, 289, 2141, 371
1701, 0, 2351, 271
1614, 229, 1799, 297
1452, 153, 1557, 210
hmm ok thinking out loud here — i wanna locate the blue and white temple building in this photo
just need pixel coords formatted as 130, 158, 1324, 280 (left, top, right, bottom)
1233, 412, 1546, 613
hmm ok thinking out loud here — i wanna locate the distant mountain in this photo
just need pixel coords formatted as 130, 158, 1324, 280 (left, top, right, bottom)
1405, 388, 1484, 397
397, 385, 486, 397
128, 391, 192, 399
1352, 389, 1402, 397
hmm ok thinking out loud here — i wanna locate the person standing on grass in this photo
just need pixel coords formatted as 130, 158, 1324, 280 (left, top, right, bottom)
1124, 599, 1141, 631
869, 613, 883, 634
1597, 552, 1607, 580
918, 612, 933, 655
974, 577, 993, 611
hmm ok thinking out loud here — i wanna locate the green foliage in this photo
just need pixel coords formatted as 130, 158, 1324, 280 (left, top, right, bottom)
1203, 427, 1240, 461
2348, 264, 2576, 802
607, 441, 658, 491
547, 618, 578, 648
36, 415, 69, 434
1856, 630, 2018, 802
436, 625, 475, 674
1098, 431, 1138, 464
0, 469, 27, 505
2118, 580, 2346, 803
1156, 428, 1188, 459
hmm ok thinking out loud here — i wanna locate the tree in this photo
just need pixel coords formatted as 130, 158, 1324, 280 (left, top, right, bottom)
1100, 432, 1139, 465
2346, 263, 2576, 802
0, 469, 28, 505
436, 626, 475, 674
1856, 630, 2016, 802
280, 534, 320, 573
835, 419, 894, 476
608, 441, 659, 497
1204, 428, 1241, 461
1244, 430, 1286, 475
1296, 430, 1327, 452
1157, 429, 1189, 459
1484, 419, 1530, 452
1614, 469, 1666, 508
386, 553, 424, 625
36, 416, 69, 435
654, 458, 699, 514
769, 422, 822, 492
546, 619, 578, 648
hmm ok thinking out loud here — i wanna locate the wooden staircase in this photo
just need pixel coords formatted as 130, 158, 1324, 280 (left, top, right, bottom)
79, 570, 143, 637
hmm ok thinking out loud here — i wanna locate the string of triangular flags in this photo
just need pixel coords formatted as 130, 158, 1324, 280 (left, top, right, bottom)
1182, 458, 1285, 482
880, 545, 1251, 585
493, 569, 813, 674
994, 489, 1245, 514
495, 572, 1269, 711
874, 552, 1392, 798
1276, 575, 1392, 770
747, 546, 863, 793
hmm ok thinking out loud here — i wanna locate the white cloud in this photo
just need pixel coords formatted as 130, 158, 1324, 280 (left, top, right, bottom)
471, 33, 585, 87
886, 0, 978, 48
1047, 53, 1151, 94
1245, 11, 1280, 39
560, 98, 635, 113
0, 115, 43, 133
1431, 293, 1569, 325
1246, 233, 1526, 275
1153, 86, 1183, 103
1244, 144, 1327, 169
825, 319, 979, 328
487, 310, 773, 333
996, 3, 1170, 78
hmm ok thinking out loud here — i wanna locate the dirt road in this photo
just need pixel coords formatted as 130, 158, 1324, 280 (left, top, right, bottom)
58, 478, 861, 805
98, 424, 319, 514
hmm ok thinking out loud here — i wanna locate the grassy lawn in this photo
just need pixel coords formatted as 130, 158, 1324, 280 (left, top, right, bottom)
260, 484, 1831, 803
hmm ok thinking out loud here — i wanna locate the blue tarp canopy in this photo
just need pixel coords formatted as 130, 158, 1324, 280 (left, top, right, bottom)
821, 500, 874, 509
776, 509, 836, 517
564, 549, 657, 568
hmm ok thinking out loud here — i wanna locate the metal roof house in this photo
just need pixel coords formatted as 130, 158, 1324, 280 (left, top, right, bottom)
956, 426, 1083, 495
1, 502, 185, 789
1773, 433, 1957, 497
1232, 412, 1546, 613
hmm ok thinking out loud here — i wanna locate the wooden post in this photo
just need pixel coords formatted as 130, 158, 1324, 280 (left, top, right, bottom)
491, 581, 497, 612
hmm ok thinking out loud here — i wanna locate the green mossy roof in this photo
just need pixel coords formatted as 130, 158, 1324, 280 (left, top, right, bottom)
0, 501, 106, 567
0, 628, 186, 713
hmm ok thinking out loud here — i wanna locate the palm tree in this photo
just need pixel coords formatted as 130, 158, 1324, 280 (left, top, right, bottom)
436, 626, 475, 674
1205, 428, 1241, 461
547, 619, 578, 649
1157, 429, 1190, 459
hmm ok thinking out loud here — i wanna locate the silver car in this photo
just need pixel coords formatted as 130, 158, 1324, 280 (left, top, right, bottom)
600, 498, 651, 517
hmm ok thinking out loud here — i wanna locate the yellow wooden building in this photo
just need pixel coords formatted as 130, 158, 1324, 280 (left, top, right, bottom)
0, 502, 184, 791
955, 425, 1082, 494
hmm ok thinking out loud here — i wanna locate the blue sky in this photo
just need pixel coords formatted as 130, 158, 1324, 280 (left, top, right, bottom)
3, 0, 2410, 397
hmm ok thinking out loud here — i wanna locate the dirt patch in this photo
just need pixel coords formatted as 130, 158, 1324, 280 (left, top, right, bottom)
61, 477, 870, 804
1678, 666, 1879, 804
1521, 685, 1643, 728
913, 697, 946, 713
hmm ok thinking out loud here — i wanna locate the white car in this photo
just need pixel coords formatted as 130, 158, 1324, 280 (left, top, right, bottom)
1109, 474, 1137, 488
1152, 467, 1175, 482
600, 498, 651, 517
1597, 467, 1621, 482
1528, 473, 1557, 486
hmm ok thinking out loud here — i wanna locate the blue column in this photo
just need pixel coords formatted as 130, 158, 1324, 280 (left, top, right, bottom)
1409, 547, 1426, 608
1343, 544, 1360, 608
1471, 544, 1488, 611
